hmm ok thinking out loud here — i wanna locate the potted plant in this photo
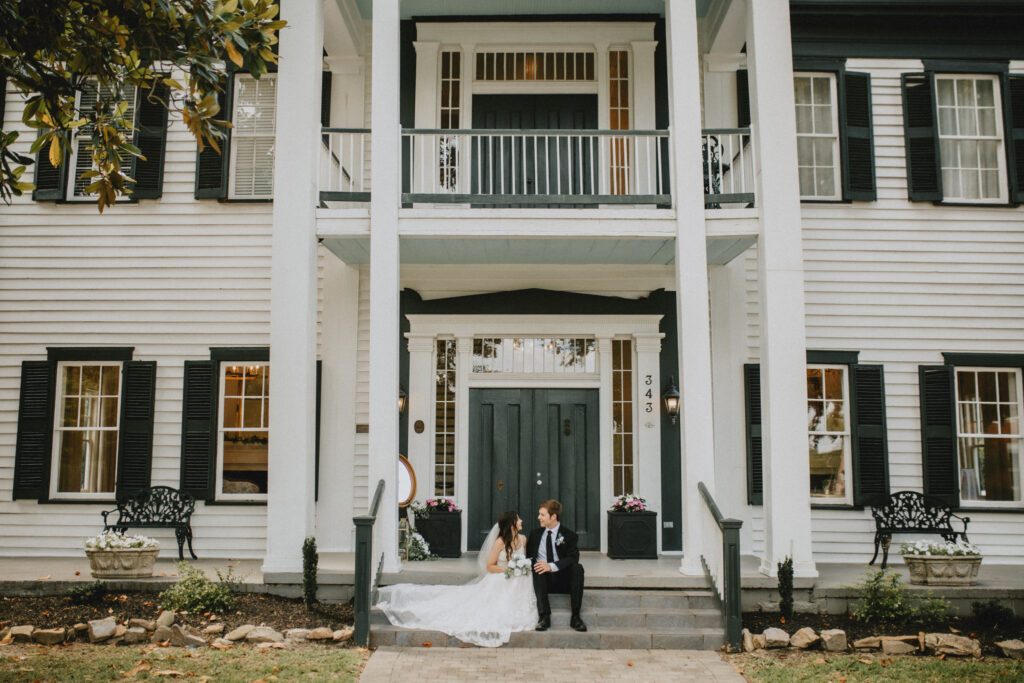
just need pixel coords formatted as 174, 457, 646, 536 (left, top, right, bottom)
83, 531, 160, 578
411, 498, 462, 558
607, 494, 657, 559
900, 539, 983, 585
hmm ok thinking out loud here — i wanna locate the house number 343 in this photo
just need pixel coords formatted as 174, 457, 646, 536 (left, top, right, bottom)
644, 374, 654, 413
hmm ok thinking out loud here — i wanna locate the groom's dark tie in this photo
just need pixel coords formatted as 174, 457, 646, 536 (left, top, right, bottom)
545, 529, 554, 566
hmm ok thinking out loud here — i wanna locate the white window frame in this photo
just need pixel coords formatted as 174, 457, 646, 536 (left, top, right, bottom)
794, 72, 841, 201
215, 362, 270, 502
953, 366, 1023, 508
807, 363, 853, 505
228, 72, 277, 200
49, 361, 123, 500
936, 74, 1008, 204
65, 81, 138, 202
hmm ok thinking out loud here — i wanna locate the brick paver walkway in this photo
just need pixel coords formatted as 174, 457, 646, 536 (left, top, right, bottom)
359, 647, 745, 682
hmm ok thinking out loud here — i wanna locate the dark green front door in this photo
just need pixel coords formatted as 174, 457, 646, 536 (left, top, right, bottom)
468, 388, 600, 550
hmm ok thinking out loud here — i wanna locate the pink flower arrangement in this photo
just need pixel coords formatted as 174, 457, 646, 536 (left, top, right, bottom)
609, 494, 648, 513
424, 497, 460, 512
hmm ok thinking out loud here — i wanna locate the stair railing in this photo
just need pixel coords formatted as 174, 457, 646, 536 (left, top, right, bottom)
353, 479, 385, 647
697, 481, 743, 650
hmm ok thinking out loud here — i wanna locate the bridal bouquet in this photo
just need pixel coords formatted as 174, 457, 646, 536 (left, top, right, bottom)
504, 557, 532, 580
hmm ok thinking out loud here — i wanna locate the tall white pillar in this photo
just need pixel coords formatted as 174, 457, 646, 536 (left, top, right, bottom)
746, 0, 817, 578
264, 0, 324, 573
368, 0, 402, 574
666, 0, 718, 576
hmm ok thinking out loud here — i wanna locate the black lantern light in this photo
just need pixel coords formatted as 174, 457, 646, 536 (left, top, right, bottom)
663, 377, 680, 424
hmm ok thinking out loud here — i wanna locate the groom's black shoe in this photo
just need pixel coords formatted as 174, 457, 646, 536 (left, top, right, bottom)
570, 614, 588, 632
535, 616, 551, 632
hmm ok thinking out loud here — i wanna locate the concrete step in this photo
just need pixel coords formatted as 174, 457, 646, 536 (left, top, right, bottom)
371, 606, 722, 630
369, 623, 725, 650
546, 589, 719, 610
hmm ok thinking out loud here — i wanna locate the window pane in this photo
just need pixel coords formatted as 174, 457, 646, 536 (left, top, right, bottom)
956, 79, 976, 107
806, 368, 823, 399
223, 397, 241, 429
825, 400, 845, 432
980, 140, 999, 169
795, 106, 812, 134
793, 77, 811, 105
938, 107, 957, 136
1000, 403, 1019, 434
958, 107, 978, 136
100, 397, 118, 428
814, 105, 833, 135
816, 168, 836, 197
809, 434, 846, 497
80, 397, 99, 428
979, 371, 997, 402
224, 367, 243, 396
958, 370, 977, 402
222, 430, 268, 494
62, 397, 79, 427
942, 169, 961, 199
978, 108, 997, 136
936, 79, 955, 106
981, 170, 1000, 199
244, 368, 265, 397
824, 368, 844, 399
63, 366, 80, 395
812, 77, 831, 104
82, 366, 100, 396
814, 138, 834, 166
243, 398, 263, 428
976, 79, 995, 106
797, 138, 814, 166
808, 400, 823, 431
799, 168, 814, 196
100, 366, 119, 395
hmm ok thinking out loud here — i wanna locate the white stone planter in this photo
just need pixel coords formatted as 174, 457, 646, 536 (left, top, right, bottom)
85, 548, 159, 579
902, 554, 982, 585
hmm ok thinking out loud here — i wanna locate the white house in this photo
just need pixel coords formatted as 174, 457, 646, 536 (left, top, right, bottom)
2, 0, 1023, 582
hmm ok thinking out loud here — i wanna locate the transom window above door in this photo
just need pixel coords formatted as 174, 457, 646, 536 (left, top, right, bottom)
474, 51, 596, 82
472, 337, 596, 374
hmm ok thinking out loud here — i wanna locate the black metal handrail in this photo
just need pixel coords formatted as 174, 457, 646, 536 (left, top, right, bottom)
698, 481, 743, 650
353, 479, 385, 647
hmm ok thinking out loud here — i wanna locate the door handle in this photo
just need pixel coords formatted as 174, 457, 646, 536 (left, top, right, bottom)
497, 479, 503, 491
537, 479, 543, 486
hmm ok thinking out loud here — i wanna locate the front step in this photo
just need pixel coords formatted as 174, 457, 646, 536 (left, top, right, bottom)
370, 589, 725, 650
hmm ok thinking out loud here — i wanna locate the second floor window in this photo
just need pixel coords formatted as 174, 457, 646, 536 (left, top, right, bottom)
230, 73, 277, 199
794, 73, 840, 200
935, 75, 1007, 203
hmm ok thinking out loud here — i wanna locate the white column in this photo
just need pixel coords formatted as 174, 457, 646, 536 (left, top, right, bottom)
454, 336, 472, 551
597, 337, 613, 553
746, 0, 816, 578
406, 334, 435, 492
666, 0, 718, 576
413, 42, 440, 128
631, 41, 658, 130
634, 333, 664, 553
264, 0, 324, 573
702, 53, 746, 128
368, 0, 402, 574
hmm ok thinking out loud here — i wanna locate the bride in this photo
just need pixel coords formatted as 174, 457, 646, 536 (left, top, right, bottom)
376, 510, 538, 647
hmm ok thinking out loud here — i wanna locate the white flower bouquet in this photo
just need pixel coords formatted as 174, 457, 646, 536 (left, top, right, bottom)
504, 557, 532, 580
900, 538, 980, 557
84, 531, 159, 551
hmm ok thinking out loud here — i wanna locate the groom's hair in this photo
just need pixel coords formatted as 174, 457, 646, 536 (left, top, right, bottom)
539, 499, 561, 521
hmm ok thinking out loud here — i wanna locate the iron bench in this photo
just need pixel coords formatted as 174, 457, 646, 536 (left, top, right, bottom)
869, 490, 969, 569
101, 486, 198, 561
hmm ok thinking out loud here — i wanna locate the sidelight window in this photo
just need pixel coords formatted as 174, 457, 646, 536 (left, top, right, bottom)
612, 339, 635, 496
434, 339, 457, 496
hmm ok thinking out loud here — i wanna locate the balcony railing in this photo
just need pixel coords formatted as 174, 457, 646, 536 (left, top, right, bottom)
318, 127, 755, 209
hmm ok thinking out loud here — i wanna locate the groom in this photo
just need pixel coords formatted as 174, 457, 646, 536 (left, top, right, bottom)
526, 499, 587, 632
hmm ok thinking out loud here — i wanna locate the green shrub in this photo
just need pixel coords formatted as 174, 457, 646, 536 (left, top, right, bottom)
302, 536, 318, 610
158, 562, 241, 613
777, 556, 794, 620
972, 599, 1020, 631
852, 569, 951, 627
407, 532, 436, 561
916, 595, 952, 627
67, 580, 106, 605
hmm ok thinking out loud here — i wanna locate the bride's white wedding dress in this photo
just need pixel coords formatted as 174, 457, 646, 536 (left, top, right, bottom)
376, 539, 538, 647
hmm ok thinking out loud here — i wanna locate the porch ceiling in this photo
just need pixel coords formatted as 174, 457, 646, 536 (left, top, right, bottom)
321, 235, 753, 266
354, 0, 676, 20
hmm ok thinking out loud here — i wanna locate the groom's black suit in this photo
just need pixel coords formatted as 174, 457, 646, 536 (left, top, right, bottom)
526, 524, 585, 621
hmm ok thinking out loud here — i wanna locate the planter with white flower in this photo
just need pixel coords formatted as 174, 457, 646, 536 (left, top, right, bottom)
83, 531, 160, 579
900, 539, 983, 585
607, 495, 658, 559
411, 498, 462, 558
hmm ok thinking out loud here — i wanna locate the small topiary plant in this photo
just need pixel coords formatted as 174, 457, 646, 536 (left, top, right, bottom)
67, 580, 106, 605
777, 556, 794, 620
158, 561, 241, 613
302, 536, 318, 610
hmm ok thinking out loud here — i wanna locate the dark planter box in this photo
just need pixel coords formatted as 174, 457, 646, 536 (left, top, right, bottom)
607, 510, 658, 559
414, 510, 462, 558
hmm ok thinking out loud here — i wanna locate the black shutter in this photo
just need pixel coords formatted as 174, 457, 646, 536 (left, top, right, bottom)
851, 364, 889, 505
1004, 74, 1024, 204
32, 135, 68, 202
13, 361, 56, 500
901, 73, 942, 202
919, 365, 959, 507
744, 363, 763, 505
736, 69, 750, 129
315, 359, 322, 501
0, 76, 6, 128
841, 71, 876, 201
194, 79, 233, 199
179, 360, 218, 499
132, 81, 169, 200
115, 361, 157, 498
321, 71, 332, 128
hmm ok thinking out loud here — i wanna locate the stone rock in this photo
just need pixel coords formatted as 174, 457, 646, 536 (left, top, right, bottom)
285, 628, 310, 641
204, 623, 225, 635
170, 624, 207, 648
225, 624, 255, 642
129, 618, 156, 631
73, 623, 88, 634
32, 628, 65, 645
211, 638, 234, 650
156, 610, 176, 628
10, 625, 34, 643
108, 636, 124, 647
124, 627, 147, 644
790, 627, 820, 649
333, 628, 353, 642
924, 633, 981, 657
306, 627, 333, 641
996, 639, 1024, 660
752, 633, 767, 650
853, 636, 880, 650
88, 618, 117, 643
257, 640, 291, 650
794, 601, 820, 614
245, 626, 284, 644
820, 629, 847, 652
757, 601, 780, 613
882, 639, 917, 655
763, 627, 790, 648
151, 625, 173, 643
742, 628, 755, 652
114, 624, 127, 638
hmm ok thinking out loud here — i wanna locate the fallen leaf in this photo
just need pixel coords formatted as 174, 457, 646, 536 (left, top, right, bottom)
857, 657, 873, 665
36, 575, 50, 581
0, 635, 13, 646
74, 571, 81, 576
422, 642, 432, 647
813, 658, 826, 664
272, 667, 280, 673
626, 662, 633, 667
150, 670, 186, 677
210, 641, 232, 651
950, 627, 961, 634
123, 661, 152, 677
780, 617, 786, 624
839, 678, 847, 682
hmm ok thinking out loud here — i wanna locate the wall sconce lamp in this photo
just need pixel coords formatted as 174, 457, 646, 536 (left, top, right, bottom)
663, 377, 680, 425
398, 386, 408, 415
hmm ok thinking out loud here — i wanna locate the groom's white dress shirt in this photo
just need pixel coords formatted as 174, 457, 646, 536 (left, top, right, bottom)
537, 524, 561, 572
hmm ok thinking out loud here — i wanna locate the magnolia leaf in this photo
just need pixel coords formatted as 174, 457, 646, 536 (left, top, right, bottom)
222, 0, 239, 13
121, 142, 143, 157
224, 40, 244, 67
68, 118, 89, 129
48, 137, 63, 167
162, 78, 184, 90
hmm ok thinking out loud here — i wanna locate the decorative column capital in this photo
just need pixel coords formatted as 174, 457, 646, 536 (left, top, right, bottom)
634, 333, 664, 354
406, 334, 436, 354
704, 53, 746, 73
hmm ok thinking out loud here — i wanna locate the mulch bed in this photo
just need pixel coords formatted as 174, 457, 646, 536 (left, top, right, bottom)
0, 591, 355, 635
743, 611, 1023, 656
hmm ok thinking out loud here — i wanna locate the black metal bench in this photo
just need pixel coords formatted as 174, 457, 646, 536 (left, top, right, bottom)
869, 490, 969, 569
102, 486, 198, 561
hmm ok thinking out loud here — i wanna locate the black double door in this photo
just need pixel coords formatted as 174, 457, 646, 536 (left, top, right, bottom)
467, 388, 600, 551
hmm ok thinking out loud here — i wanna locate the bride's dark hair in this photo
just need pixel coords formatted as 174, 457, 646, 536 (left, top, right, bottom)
497, 510, 519, 562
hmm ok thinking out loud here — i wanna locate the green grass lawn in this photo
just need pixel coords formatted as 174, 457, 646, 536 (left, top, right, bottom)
0, 643, 368, 682
729, 651, 1024, 682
